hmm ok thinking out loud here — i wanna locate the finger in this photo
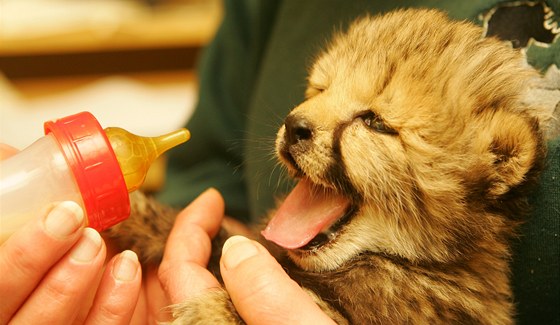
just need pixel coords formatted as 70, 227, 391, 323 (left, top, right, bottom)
158, 188, 224, 303
176, 187, 225, 238
0, 201, 85, 322
144, 266, 172, 323
221, 236, 336, 325
11, 228, 107, 324
84, 250, 142, 325
0, 143, 18, 160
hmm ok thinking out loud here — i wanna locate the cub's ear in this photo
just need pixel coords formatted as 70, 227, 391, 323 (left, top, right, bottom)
475, 110, 541, 197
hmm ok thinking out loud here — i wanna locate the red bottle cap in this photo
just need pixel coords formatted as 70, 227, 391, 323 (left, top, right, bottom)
44, 112, 130, 231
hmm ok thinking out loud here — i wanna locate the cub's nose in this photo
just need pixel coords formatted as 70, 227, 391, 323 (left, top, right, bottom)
284, 115, 314, 146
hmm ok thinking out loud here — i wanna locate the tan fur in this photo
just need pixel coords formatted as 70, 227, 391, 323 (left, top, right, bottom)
108, 9, 547, 324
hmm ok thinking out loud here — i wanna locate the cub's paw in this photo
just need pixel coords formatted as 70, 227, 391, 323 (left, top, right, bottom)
170, 288, 244, 325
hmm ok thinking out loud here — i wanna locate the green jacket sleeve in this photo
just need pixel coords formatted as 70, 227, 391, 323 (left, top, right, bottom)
157, 0, 281, 221
512, 137, 560, 324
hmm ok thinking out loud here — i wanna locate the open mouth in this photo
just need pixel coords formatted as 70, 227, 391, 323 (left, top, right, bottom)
261, 176, 356, 251
301, 204, 357, 250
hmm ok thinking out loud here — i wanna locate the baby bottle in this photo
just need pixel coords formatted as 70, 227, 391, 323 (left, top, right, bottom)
0, 111, 190, 243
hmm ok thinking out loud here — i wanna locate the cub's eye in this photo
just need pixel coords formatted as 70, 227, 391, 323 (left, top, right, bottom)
305, 85, 326, 98
359, 111, 398, 135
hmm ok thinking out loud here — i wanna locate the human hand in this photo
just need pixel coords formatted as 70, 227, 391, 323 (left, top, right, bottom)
0, 143, 18, 160
158, 188, 335, 324
0, 144, 142, 324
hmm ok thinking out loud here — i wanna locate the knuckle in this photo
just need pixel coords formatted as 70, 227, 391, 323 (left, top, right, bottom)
3, 242, 42, 280
94, 303, 127, 323
42, 275, 79, 307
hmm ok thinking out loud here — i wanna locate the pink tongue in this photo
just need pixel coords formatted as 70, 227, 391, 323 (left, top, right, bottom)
261, 178, 350, 249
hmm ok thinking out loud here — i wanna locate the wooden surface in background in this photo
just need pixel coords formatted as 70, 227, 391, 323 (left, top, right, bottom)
0, 0, 222, 78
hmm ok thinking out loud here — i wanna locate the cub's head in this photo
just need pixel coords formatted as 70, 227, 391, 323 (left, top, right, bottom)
262, 9, 545, 271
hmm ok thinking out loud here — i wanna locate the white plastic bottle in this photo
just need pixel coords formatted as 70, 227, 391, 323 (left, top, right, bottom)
0, 112, 189, 243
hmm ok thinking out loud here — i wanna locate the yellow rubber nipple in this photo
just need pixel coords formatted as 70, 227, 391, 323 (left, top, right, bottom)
104, 127, 190, 192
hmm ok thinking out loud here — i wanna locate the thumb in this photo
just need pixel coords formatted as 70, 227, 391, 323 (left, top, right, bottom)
220, 236, 335, 325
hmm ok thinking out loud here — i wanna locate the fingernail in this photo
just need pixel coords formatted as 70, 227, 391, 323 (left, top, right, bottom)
70, 228, 102, 263
112, 250, 139, 282
222, 236, 260, 270
44, 201, 84, 239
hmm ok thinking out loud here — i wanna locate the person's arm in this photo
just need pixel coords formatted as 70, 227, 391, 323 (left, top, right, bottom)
158, 0, 281, 221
